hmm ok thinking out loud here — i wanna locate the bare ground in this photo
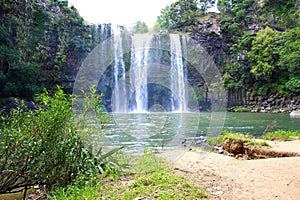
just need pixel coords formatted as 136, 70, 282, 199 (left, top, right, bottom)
161, 140, 300, 200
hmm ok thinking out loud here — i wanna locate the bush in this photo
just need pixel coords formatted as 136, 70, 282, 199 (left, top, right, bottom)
285, 76, 300, 94
0, 87, 116, 194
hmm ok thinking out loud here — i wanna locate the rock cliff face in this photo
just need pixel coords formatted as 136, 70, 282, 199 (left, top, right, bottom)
189, 13, 228, 78
187, 12, 300, 112
248, 94, 300, 113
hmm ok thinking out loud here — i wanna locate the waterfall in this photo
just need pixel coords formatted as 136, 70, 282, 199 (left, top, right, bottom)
111, 25, 127, 112
170, 34, 188, 112
129, 34, 153, 112
97, 27, 190, 113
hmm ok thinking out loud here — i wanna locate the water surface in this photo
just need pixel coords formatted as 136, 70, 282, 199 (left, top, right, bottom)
95, 112, 299, 154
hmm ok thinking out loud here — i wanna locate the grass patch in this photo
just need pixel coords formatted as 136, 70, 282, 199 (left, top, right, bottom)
208, 131, 271, 147
229, 106, 252, 112
208, 131, 253, 146
123, 170, 206, 200
245, 140, 270, 147
207, 135, 224, 146
261, 130, 300, 141
50, 152, 207, 200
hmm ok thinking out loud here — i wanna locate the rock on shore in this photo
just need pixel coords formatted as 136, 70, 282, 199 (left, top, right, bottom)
290, 110, 300, 118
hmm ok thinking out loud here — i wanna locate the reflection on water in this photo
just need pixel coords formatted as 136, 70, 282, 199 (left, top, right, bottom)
91, 112, 299, 154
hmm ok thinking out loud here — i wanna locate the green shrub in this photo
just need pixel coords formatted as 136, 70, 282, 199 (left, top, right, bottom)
285, 76, 300, 94
0, 86, 119, 194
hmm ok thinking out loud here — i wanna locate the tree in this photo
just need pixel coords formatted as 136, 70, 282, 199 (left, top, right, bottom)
0, 0, 94, 99
154, 5, 171, 30
248, 27, 281, 80
217, 0, 300, 96
279, 28, 300, 75
154, 0, 215, 31
260, 0, 299, 29
197, 0, 216, 14
132, 21, 149, 33
168, 0, 199, 29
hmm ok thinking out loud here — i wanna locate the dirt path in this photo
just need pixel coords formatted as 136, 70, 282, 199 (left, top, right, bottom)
162, 140, 300, 200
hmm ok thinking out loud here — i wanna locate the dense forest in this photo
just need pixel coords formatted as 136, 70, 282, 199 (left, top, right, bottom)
0, 0, 300, 110
0, 0, 94, 100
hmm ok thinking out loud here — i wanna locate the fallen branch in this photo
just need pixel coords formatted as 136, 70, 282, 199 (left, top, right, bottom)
244, 145, 300, 159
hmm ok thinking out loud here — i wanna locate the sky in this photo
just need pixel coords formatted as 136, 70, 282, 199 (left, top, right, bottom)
68, 0, 178, 28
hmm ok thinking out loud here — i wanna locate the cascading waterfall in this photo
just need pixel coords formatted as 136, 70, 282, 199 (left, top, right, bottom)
97, 25, 189, 113
170, 34, 188, 112
111, 25, 127, 112
129, 34, 153, 112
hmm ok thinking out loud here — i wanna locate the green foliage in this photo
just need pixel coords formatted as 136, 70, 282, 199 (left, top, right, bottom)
248, 27, 281, 80
0, 0, 94, 99
3, 63, 41, 99
207, 135, 224, 146
279, 28, 300, 75
197, 0, 216, 14
50, 152, 207, 200
0, 88, 82, 193
218, 0, 258, 39
154, 5, 171, 30
169, 0, 199, 29
155, 0, 215, 31
261, 130, 300, 141
124, 171, 206, 200
222, 131, 253, 142
247, 27, 300, 95
208, 131, 270, 147
132, 21, 149, 33
285, 76, 300, 93
260, 0, 299, 28
217, 0, 300, 96
0, 87, 121, 194
230, 106, 252, 112
208, 131, 252, 146
245, 140, 270, 147
129, 151, 170, 175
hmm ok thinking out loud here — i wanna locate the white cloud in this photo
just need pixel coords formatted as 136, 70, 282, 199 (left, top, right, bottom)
68, 0, 177, 28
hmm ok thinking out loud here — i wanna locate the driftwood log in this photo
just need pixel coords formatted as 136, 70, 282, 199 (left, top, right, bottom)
244, 146, 300, 159
221, 139, 300, 159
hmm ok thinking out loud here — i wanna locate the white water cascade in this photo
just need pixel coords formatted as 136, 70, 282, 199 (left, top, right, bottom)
111, 25, 127, 112
129, 34, 153, 112
170, 34, 188, 112
98, 25, 189, 113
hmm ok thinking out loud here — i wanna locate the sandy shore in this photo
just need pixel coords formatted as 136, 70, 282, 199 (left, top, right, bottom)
163, 140, 300, 200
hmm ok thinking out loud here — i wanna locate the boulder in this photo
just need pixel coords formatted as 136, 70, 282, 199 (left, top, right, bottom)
290, 110, 300, 118
222, 139, 244, 155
